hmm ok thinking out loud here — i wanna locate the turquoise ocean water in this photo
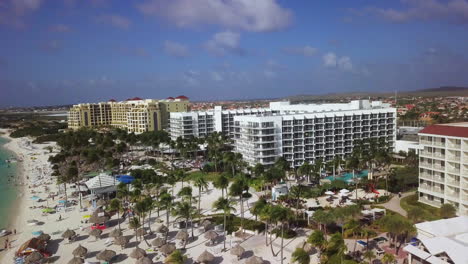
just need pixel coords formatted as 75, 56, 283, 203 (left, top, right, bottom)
0, 137, 18, 229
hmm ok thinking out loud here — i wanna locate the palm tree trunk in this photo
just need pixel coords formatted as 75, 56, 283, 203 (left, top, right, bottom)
280, 223, 284, 264
165, 207, 170, 243
198, 187, 202, 215
223, 212, 227, 250
240, 196, 244, 233
265, 221, 268, 246
117, 211, 121, 230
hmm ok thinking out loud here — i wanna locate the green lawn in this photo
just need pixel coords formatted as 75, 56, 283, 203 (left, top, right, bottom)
400, 194, 441, 222
187, 171, 221, 182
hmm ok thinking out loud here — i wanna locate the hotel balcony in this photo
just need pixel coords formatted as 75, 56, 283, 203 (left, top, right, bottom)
447, 167, 460, 174
447, 154, 461, 162
420, 139, 432, 145
447, 143, 461, 149
433, 176, 445, 183
446, 179, 460, 187
433, 152, 445, 159
420, 173, 432, 180
419, 197, 442, 207
420, 150, 432, 158
433, 164, 445, 171
433, 141, 445, 147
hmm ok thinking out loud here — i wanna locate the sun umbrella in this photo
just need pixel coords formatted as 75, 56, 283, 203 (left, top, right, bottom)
89, 228, 102, 239
135, 257, 153, 264
175, 230, 189, 241
201, 220, 212, 231
136, 228, 147, 237
72, 244, 88, 257
109, 228, 122, 238
339, 189, 350, 193
230, 244, 245, 259
32, 231, 43, 236
197, 250, 215, 264
159, 243, 176, 256
324, 191, 334, 195
25, 252, 43, 263
37, 233, 51, 241
114, 236, 129, 247
68, 257, 84, 264
62, 229, 76, 239
82, 215, 91, 219
246, 256, 264, 264
116, 175, 135, 184
129, 246, 146, 259
89, 214, 109, 224
151, 237, 165, 247
96, 249, 116, 262
156, 224, 168, 234
204, 230, 218, 243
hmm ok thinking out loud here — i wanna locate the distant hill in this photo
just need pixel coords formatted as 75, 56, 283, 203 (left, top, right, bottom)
284, 86, 468, 102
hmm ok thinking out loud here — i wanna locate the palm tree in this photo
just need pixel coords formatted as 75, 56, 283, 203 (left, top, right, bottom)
291, 247, 310, 264
213, 173, 229, 198
193, 174, 208, 216
129, 217, 140, 242
326, 233, 347, 263
165, 249, 187, 264
380, 214, 416, 254
251, 198, 268, 222
382, 252, 396, 264
270, 205, 292, 264
108, 198, 123, 230
259, 203, 272, 246
223, 152, 243, 177
363, 250, 376, 263
312, 209, 335, 235
298, 161, 313, 183
307, 230, 327, 256
229, 176, 249, 232
159, 191, 173, 242
172, 201, 195, 247
212, 197, 236, 251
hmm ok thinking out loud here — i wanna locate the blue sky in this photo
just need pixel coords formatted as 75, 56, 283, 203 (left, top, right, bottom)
1, 0, 468, 107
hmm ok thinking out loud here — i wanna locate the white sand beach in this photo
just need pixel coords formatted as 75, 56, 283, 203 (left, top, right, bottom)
0, 129, 320, 264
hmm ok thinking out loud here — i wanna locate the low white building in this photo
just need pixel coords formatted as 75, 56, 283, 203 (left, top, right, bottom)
272, 184, 288, 201
395, 140, 423, 154
84, 173, 118, 195
404, 216, 468, 264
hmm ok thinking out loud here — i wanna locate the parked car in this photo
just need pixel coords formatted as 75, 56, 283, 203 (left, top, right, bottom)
373, 236, 388, 244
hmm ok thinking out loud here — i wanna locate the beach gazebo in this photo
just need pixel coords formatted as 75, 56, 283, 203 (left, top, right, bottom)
175, 230, 189, 243
201, 219, 212, 231
25, 251, 43, 263
96, 249, 116, 262
68, 257, 84, 264
155, 224, 168, 234
129, 246, 146, 259
84, 173, 118, 196
204, 230, 218, 245
159, 243, 176, 256
109, 228, 122, 238
151, 237, 165, 248
230, 244, 245, 260
37, 233, 51, 241
72, 244, 88, 258
89, 228, 103, 240
114, 236, 129, 249
135, 256, 153, 264
62, 229, 76, 240
197, 250, 215, 264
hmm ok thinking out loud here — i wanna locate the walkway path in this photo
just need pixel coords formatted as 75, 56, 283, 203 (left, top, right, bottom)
380, 191, 415, 217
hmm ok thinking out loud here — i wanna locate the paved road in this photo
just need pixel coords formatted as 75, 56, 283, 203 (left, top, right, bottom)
380, 191, 415, 217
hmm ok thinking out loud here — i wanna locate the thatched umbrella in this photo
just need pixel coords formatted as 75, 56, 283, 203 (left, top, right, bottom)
135, 257, 153, 264
204, 230, 218, 245
97, 199, 108, 207
129, 246, 146, 259
136, 228, 147, 237
89, 214, 109, 224
25, 252, 43, 263
67, 257, 84, 264
109, 228, 122, 238
151, 237, 165, 247
37, 233, 51, 241
201, 219, 212, 231
175, 230, 189, 241
89, 228, 103, 240
197, 250, 215, 264
155, 224, 168, 234
96, 249, 116, 262
230, 244, 245, 260
246, 256, 264, 264
62, 229, 76, 239
303, 243, 314, 254
114, 236, 129, 248
72, 244, 88, 257
159, 243, 176, 256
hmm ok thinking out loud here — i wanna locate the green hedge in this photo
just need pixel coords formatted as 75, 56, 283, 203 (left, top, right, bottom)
209, 215, 265, 234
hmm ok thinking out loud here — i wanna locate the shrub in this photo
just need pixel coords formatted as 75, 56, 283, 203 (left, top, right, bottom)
271, 227, 297, 239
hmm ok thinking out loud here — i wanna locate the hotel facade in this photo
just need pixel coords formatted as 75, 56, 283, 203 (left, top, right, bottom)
418, 122, 468, 216
170, 100, 397, 168
68, 96, 189, 133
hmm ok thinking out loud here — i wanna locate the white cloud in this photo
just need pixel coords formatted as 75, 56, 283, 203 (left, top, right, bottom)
97, 14, 131, 30
283, 45, 318, 57
163, 40, 189, 57
211, 71, 224, 81
137, 0, 292, 32
205, 31, 243, 56
323, 52, 355, 72
323, 52, 337, 67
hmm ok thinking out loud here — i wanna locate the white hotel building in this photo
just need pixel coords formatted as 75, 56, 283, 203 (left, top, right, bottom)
418, 122, 468, 216
170, 100, 397, 168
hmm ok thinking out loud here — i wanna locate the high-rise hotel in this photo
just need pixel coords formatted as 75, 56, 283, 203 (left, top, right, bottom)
170, 100, 397, 168
68, 96, 189, 133
418, 122, 468, 216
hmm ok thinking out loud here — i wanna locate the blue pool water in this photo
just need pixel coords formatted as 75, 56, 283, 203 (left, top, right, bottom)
325, 169, 369, 182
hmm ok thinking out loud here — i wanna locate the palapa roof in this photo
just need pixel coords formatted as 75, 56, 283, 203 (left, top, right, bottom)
37, 233, 51, 241
246, 256, 264, 264
67, 257, 84, 264
129, 247, 146, 259
175, 230, 189, 240
16, 238, 46, 255
230, 244, 245, 257
197, 250, 215, 263
25, 251, 43, 263
135, 256, 153, 264
160, 243, 176, 255
89, 228, 103, 237
72, 244, 88, 257
136, 228, 147, 236
62, 229, 76, 239
110, 228, 122, 237
204, 230, 218, 240
96, 249, 116, 261
156, 224, 168, 233
114, 236, 129, 246
151, 237, 165, 247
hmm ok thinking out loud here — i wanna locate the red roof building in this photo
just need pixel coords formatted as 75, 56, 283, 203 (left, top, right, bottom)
166, 97, 175, 100
175, 95, 189, 100
419, 123, 468, 138
108, 99, 116, 102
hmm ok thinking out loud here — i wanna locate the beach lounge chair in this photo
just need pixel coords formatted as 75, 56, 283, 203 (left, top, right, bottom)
104, 238, 113, 247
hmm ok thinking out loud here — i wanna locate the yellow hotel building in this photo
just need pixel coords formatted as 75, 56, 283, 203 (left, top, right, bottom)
68, 96, 189, 133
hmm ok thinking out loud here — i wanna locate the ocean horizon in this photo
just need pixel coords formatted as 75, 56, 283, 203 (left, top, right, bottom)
0, 137, 18, 229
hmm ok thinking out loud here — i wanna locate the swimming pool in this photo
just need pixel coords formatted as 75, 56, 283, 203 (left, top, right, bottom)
324, 170, 369, 182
